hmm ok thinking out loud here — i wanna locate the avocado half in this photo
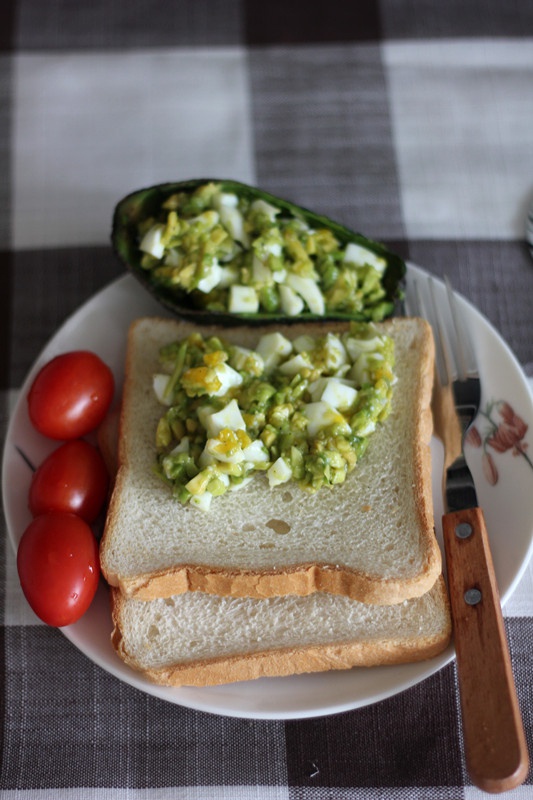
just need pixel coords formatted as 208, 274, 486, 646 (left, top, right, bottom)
111, 178, 406, 327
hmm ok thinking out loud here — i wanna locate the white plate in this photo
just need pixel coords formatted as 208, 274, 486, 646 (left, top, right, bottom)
3, 265, 533, 720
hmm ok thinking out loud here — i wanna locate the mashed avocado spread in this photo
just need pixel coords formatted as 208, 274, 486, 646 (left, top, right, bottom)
137, 182, 392, 319
153, 323, 395, 511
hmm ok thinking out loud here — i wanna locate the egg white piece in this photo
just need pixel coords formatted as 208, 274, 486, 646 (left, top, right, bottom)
229, 285, 259, 314
199, 399, 246, 437
285, 274, 325, 315
267, 457, 292, 487
303, 401, 351, 437
343, 242, 386, 273
139, 224, 165, 259
210, 363, 243, 397
256, 332, 293, 373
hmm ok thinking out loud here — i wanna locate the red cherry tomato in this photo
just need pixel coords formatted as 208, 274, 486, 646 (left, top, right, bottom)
17, 513, 100, 627
29, 439, 109, 522
28, 351, 114, 440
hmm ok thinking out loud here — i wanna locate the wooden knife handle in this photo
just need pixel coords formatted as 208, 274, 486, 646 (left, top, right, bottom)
443, 507, 530, 793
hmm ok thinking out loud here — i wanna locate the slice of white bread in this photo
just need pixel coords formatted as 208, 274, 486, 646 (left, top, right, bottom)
110, 576, 451, 687
100, 316, 439, 604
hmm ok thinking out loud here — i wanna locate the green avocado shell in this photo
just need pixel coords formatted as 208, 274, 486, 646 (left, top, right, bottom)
111, 178, 406, 326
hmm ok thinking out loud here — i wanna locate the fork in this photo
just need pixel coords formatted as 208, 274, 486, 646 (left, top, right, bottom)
409, 275, 529, 794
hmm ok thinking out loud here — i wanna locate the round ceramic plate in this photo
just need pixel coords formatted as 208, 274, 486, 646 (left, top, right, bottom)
3, 266, 533, 720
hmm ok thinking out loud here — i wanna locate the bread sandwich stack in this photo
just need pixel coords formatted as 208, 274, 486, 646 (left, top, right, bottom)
98, 316, 451, 688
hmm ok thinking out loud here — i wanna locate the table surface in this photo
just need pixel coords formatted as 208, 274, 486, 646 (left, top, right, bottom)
1, 1, 533, 797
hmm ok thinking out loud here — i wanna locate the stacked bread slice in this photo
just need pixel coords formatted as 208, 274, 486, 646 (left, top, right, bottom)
99, 316, 451, 687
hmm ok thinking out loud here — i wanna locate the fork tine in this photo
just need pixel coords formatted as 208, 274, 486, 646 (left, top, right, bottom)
405, 277, 420, 318
444, 276, 478, 380
408, 274, 478, 385
428, 277, 453, 388
409, 276, 450, 387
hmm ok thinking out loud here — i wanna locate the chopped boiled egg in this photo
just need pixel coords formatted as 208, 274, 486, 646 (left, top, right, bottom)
303, 402, 351, 437
279, 284, 304, 316
164, 248, 181, 267
190, 491, 213, 511
252, 255, 273, 285
210, 362, 243, 397
152, 373, 173, 406
278, 353, 312, 377
321, 380, 357, 411
198, 399, 246, 438
242, 439, 269, 464
292, 334, 315, 354
271, 267, 287, 283
229, 346, 265, 376
139, 224, 165, 259
197, 261, 223, 293
229, 285, 259, 314
180, 360, 242, 398
267, 457, 292, 487
215, 192, 239, 208
322, 334, 348, 371
185, 468, 214, 496
250, 198, 280, 221
187, 210, 220, 233
256, 332, 292, 373
205, 436, 246, 464
344, 334, 384, 360
285, 274, 325, 315
343, 242, 386, 273
308, 377, 357, 411
266, 242, 283, 257
350, 352, 383, 386
218, 205, 249, 247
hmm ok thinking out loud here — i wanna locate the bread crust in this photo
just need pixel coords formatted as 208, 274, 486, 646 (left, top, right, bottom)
106, 559, 439, 604
109, 577, 451, 688
100, 316, 440, 603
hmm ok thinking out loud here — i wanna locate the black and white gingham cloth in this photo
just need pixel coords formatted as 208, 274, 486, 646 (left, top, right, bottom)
1, 2, 533, 797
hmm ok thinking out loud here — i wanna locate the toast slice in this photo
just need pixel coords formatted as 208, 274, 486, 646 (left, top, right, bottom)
100, 316, 439, 604
110, 576, 451, 687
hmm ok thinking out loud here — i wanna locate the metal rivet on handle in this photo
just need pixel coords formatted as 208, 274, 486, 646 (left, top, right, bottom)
464, 588, 482, 606
456, 522, 473, 539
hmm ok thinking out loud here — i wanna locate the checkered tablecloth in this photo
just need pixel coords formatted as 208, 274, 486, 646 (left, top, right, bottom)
2, 1, 533, 797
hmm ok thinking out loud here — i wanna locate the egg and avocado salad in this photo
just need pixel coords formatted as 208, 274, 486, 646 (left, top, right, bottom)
153, 323, 396, 511
136, 181, 395, 320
